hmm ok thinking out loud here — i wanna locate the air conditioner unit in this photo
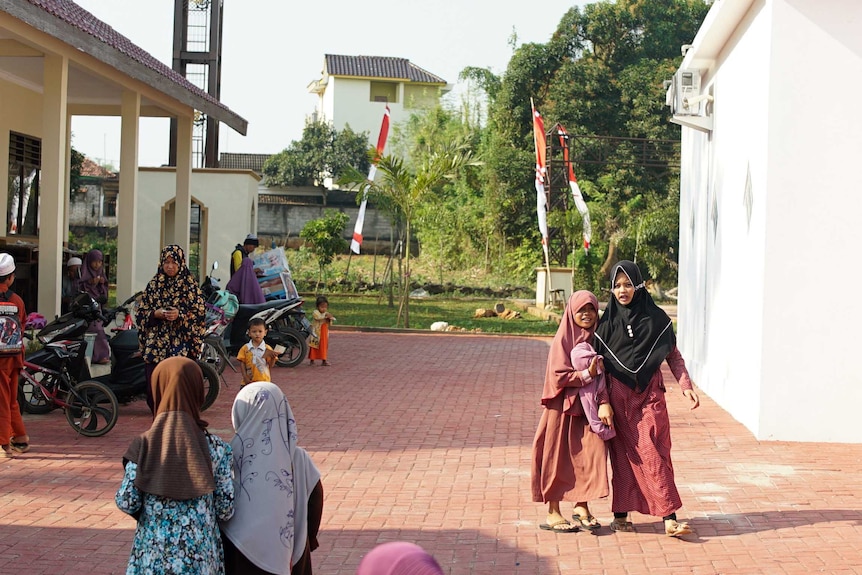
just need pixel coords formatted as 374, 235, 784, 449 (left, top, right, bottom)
673, 69, 703, 116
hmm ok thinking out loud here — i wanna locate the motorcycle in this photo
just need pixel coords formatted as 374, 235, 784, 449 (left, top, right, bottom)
19, 292, 220, 414
200, 261, 313, 371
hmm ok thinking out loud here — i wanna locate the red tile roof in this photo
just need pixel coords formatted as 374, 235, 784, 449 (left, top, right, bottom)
80, 157, 114, 178
325, 54, 446, 84
3, 0, 246, 133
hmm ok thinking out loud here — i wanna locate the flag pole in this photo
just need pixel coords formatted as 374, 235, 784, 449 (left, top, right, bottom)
531, 98, 554, 308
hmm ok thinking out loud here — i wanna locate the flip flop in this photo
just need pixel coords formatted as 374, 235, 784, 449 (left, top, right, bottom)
539, 519, 580, 533
573, 514, 601, 531
665, 519, 692, 537
609, 518, 635, 533
10, 441, 30, 454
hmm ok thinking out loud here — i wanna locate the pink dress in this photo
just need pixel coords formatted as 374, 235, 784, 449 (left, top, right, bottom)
607, 346, 693, 517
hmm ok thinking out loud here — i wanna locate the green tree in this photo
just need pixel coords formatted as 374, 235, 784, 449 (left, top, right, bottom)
481, 0, 710, 289
69, 147, 84, 198
263, 120, 370, 187
300, 210, 350, 291
341, 139, 473, 327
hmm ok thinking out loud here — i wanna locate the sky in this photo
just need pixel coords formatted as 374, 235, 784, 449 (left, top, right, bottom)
71, 0, 587, 169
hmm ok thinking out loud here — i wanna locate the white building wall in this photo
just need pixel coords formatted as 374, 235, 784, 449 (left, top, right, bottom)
134, 168, 258, 293
757, 0, 862, 441
327, 77, 409, 142
678, 0, 862, 442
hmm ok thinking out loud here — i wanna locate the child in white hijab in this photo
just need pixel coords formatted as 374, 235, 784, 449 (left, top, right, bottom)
220, 382, 323, 575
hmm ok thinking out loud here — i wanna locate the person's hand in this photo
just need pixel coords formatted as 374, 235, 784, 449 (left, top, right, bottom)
263, 348, 278, 361
683, 389, 700, 410
159, 307, 179, 321
598, 402, 614, 427
588, 356, 600, 377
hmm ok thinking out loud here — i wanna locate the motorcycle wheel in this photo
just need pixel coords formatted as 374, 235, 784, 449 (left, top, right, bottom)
18, 368, 58, 414
271, 324, 308, 368
201, 340, 227, 375
65, 380, 119, 437
197, 360, 220, 411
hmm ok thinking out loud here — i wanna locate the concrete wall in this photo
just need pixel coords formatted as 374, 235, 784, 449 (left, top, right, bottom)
135, 168, 259, 291
677, 0, 862, 442
257, 201, 394, 249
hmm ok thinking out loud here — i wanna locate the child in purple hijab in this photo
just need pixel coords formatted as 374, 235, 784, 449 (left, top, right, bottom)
80, 249, 110, 364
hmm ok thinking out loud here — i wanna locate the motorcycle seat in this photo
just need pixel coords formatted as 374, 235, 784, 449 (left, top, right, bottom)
238, 298, 302, 313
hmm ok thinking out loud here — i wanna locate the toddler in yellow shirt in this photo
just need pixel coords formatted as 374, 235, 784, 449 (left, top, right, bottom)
236, 318, 277, 385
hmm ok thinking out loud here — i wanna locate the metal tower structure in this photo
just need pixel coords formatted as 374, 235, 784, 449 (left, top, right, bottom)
169, 0, 223, 168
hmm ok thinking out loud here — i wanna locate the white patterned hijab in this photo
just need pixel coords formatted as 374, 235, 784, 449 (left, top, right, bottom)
220, 382, 321, 573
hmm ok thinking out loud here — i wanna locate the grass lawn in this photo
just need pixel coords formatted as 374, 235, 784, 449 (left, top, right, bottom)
322, 294, 559, 336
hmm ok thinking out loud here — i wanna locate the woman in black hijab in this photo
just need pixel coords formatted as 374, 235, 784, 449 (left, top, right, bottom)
594, 260, 700, 537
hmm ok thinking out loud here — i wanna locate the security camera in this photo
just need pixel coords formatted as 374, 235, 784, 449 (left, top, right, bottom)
681, 44, 693, 56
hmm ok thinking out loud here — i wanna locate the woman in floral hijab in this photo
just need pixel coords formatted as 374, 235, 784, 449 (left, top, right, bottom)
138, 245, 206, 414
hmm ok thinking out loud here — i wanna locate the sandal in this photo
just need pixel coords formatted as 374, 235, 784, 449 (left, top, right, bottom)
665, 519, 692, 537
609, 518, 635, 533
539, 519, 580, 533
573, 514, 601, 531
1, 445, 14, 458
10, 441, 30, 454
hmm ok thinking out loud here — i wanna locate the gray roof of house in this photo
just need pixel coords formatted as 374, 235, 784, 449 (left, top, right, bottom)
3, 0, 247, 134
325, 54, 446, 84
219, 153, 272, 173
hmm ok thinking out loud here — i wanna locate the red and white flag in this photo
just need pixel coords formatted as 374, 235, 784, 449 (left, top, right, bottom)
532, 101, 550, 265
351, 105, 391, 254
557, 125, 592, 251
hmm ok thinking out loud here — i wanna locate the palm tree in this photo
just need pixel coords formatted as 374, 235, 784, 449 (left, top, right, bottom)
341, 140, 473, 327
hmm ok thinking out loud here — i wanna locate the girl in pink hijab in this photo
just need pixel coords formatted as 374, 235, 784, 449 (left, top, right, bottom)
356, 542, 443, 575
530, 290, 613, 533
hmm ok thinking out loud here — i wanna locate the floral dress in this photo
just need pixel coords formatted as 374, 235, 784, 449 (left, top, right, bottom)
116, 434, 235, 574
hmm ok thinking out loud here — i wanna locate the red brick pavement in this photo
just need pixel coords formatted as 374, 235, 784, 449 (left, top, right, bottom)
1, 331, 862, 574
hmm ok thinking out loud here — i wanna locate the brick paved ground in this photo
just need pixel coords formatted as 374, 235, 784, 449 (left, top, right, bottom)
1, 331, 861, 574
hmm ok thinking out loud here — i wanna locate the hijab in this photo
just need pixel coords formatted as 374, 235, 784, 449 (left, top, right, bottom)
138, 245, 207, 362
356, 542, 444, 575
594, 260, 675, 391
221, 382, 321, 574
79, 249, 107, 300
225, 256, 266, 304
122, 357, 215, 500
540, 290, 599, 415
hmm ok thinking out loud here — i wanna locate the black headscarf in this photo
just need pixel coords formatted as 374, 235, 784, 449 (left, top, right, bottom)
594, 260, 675, 392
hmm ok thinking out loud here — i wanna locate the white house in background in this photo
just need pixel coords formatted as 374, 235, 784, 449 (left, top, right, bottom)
308, 54, 449, 142
671, 0, 862, 442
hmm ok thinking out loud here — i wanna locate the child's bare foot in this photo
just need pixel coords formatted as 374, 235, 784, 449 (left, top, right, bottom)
322, 360, 330, 366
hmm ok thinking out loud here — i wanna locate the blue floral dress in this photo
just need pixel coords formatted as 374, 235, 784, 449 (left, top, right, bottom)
116, 434, 235, 574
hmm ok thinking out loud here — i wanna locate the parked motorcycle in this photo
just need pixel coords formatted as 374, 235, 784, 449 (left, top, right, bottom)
19, 292, 220, 413
200, 261, 313, 370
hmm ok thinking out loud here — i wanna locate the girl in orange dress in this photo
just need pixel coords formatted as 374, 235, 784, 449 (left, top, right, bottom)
308, 296, 335, 366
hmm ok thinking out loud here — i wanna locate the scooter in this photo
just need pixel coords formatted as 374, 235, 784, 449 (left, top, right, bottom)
201, 261, 313, 369
19, 293, 220, 413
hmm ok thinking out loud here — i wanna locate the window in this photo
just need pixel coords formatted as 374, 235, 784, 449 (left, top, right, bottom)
369, 81, 398, 103
103, 188, 118, 218
7, 132, 41, 236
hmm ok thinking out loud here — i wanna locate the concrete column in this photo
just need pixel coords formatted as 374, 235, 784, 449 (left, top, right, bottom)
63, 118, 72, 243
38, 53, 68, 318
117, 90, 140, 301
174, 114, 192, 251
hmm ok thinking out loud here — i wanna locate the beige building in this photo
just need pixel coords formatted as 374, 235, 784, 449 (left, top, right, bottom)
0, 1, 249, 316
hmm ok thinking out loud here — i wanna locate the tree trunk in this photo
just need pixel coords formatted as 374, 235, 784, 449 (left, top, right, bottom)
599, 241, 619, 281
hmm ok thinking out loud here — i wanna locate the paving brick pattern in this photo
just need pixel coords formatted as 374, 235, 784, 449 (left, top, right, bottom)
1, 331, 861, 574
